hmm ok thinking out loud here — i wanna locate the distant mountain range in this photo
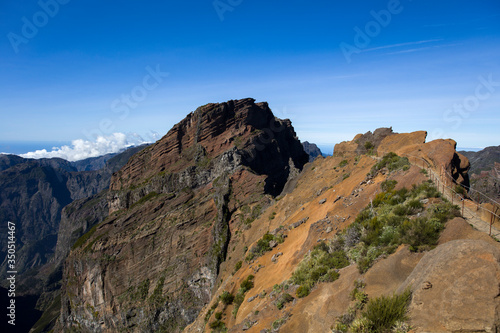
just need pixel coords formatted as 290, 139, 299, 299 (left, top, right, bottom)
0, 145, 148, 332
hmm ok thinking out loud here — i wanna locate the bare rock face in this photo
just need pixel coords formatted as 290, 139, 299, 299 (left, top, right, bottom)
108, 98, 308, 213
397, 239, 500, 332
59, 99, 308, 332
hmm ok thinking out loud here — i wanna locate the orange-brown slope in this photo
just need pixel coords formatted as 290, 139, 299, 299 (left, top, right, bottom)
188, 129, 500, 333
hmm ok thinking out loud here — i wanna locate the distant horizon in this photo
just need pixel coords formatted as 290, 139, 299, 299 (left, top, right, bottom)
0, 135, 490, 162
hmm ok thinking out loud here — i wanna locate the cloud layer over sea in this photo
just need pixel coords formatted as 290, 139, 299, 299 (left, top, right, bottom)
14, 132, 159, 162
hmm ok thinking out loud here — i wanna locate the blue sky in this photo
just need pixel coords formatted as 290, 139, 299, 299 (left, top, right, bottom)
1, 0, 499, 158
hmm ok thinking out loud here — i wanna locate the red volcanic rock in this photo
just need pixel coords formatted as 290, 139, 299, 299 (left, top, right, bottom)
108, 98, 309, 212
335, 128, 470, 188
60, 99, 308, 332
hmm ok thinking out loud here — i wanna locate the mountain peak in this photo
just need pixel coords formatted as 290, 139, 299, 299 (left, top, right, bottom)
108, 99, 308, 212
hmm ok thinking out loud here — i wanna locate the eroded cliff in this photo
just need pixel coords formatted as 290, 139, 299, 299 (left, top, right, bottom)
59, 99, 308, 332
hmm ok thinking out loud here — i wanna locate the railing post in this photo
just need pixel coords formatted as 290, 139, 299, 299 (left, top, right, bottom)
490, 209, 493, 236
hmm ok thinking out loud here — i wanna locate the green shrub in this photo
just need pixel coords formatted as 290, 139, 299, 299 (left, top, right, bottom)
234, 261, 242, 272
232, 275, 255, 318
364, 141, 374, 150
135, 279, 150, 301
296, 285, 310, 298
276, 293, 294, 310
208, 319, 226, 330
291, 242, 349, 297
72, 223, 99, 250
240, 275, 254, 292
370, 152, 410, 176
343, 180, 457, 273
381, 179, 398, 192
214, 312, 222, 320
319, 269, 340, 282
271, 317, 289, 330
339, 159, 349, 167
247, 232, 284, 260
220, 291, 234, 305
362, 289, 411, 332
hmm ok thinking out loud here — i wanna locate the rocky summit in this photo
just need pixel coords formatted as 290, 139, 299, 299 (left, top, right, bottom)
26, 99, 499, 333
58, 99, 308, 332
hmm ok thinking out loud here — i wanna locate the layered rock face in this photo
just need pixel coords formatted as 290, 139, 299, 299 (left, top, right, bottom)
0, 146, 146, 293
59, 99, 308, 332
108, 99, 307, 213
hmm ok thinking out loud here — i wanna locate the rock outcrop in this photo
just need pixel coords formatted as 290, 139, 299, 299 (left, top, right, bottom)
334, 127, 395, 156
334, 128, 470, 188
59, 99, 308, 332
397, 239, 500, 332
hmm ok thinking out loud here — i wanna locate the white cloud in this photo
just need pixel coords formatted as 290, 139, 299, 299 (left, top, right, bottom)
19, 132, 157, 162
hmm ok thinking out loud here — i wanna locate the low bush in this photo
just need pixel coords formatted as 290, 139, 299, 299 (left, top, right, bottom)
296, 285, 310, 298
240, 275, 254, 292
369, 152, 410, 177
291, 242, 349, 298
276, 293, 294, 310
454, 184, 467, 197
232, 275, 255, 317
208, 319, 226, 331
234, 261, 242, 273
220, 291, 234, 305
362, 289, 411, 332
246, 233, 284, 261
340, 180, 459, 273
381, 179, 398, 192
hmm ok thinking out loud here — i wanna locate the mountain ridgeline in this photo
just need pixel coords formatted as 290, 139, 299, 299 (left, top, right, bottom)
3, 98, 500, 332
